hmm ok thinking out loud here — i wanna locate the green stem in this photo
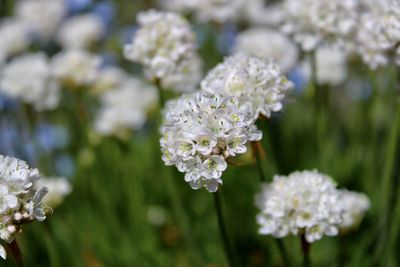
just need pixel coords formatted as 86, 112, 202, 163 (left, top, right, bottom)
300, 234, 311, 267
275, 239, 292, 267
155, 78, 165, 109
213, 191, 237, 267
252, 141, 266, 182
7, 240, 25, 267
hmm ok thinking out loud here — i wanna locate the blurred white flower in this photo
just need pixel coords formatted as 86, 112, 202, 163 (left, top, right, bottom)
245, 1, 286, 27
192, 0, 251, 24
255, 170, 344, 243
16, 0, 66, 41
57, 14, 104, 49
160, 92, 262, 192
95, 78, 158, 137
157, 0, 199, 14
338, 190, 370, 231
300, 45, 348, 86
201, 54, 293, 119
0, 155, 48, 259
91, 66, 128, 95
0, 19, 31, 64
355, 0, 400, 69
51, 49, 101, 89
34, 177, 72, 208
232, 28, 299, 73
123, 10, 202, 92
281, 0, 359, 51
0, 53, 61, 110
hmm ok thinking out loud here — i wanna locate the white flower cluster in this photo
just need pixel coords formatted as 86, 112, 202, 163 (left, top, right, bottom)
160, 92, 262, 192
0, 19, 31, 65
57, 14, 104, 49
95, 78, 158, 137
201, 54, 293, 119
281, 0, 359, 51
255, 170, 344, 243
0, 155, 48, 259
0, 53, 61, 111
338, 190, 370, 231
355, 0, 400, 69
16, 0, 66, 41
34, 177, 72, 209
51, 49, 101, 89
124, 10, 202, 92
232, 28, 299, 73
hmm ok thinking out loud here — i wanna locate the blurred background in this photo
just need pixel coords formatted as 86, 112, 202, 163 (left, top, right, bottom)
0, 0, 399, 266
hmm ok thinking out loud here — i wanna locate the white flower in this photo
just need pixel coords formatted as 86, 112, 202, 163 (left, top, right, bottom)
91, 66, 128, 95
300, 45, 348, 86
57, 14, 104, 49
0, 19, 31, 64
123, 10, 202, 92
16, 0, 66, 41
0, 155, 48, 259
201, 54, 293, 119
338, 190, 370, 231
0, 53, 61, 111
354, 0, 400, 69
232, 28, 299, 73
245, 1, 286, 27
51, 49, 101, 89
281, 0, 359, 51
160, 92, 262, 192
157, 0, 199, 14
192, 0, 251, 24
34, 177, 71, 208
95, 78, 158, 137
255, 170, 344, 243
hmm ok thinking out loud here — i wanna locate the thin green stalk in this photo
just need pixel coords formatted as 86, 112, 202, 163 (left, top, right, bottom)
300, 234, 311, 267
155, 79, 165, 109
275, 239, 292, 267
213, 191, 237, 267
7, 240, 25, 267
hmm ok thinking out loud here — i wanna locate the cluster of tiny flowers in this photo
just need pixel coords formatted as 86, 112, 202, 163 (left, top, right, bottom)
338, 190, 370, 231
0, 53, 61, 111
281, 0, 359, 51
57, 13, 105, 49
34, 177, 72, 209
201, 54, 293, 119
0, 155, 48, 259
51, 49, 101, 89
95, 78, 158, 137
160, 92, 262, 192
232, 28, 299, 73
255, 170, 344, 243
124, 10, 202, 92
355, 0, 400, 69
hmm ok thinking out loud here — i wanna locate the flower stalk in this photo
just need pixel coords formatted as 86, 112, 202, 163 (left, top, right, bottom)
7, 240, 25, 267
300, 233, 311, 267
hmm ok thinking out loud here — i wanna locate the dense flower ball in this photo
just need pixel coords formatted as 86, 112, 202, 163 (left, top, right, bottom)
0, 19, 31, 64
0, 53, 61, 111
124, 10, 202, 92
232, 28, 299, 73
255, 170, 344, 243
281, 0, 359, 51
201, 54, 293, 119
338, 190, 370, 231
95, 78, 158, 137
355, 0, 400, 69
16, 0, 66, 41
57, 14, 104, 49
0, 155, 48, 259
51, 49, 101, 89
160, 92, 262, 192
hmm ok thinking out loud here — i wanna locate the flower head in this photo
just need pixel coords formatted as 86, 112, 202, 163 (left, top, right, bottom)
0, 155, 48, 259
124, 10, 202, 92
0, 53, 61, 111
0, 19, 31, 64
34, 177, 72, 209
338, 190, 370, 232
160, 92, 261, 192
255, 170, 344, 243
201, 54, 293, 119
